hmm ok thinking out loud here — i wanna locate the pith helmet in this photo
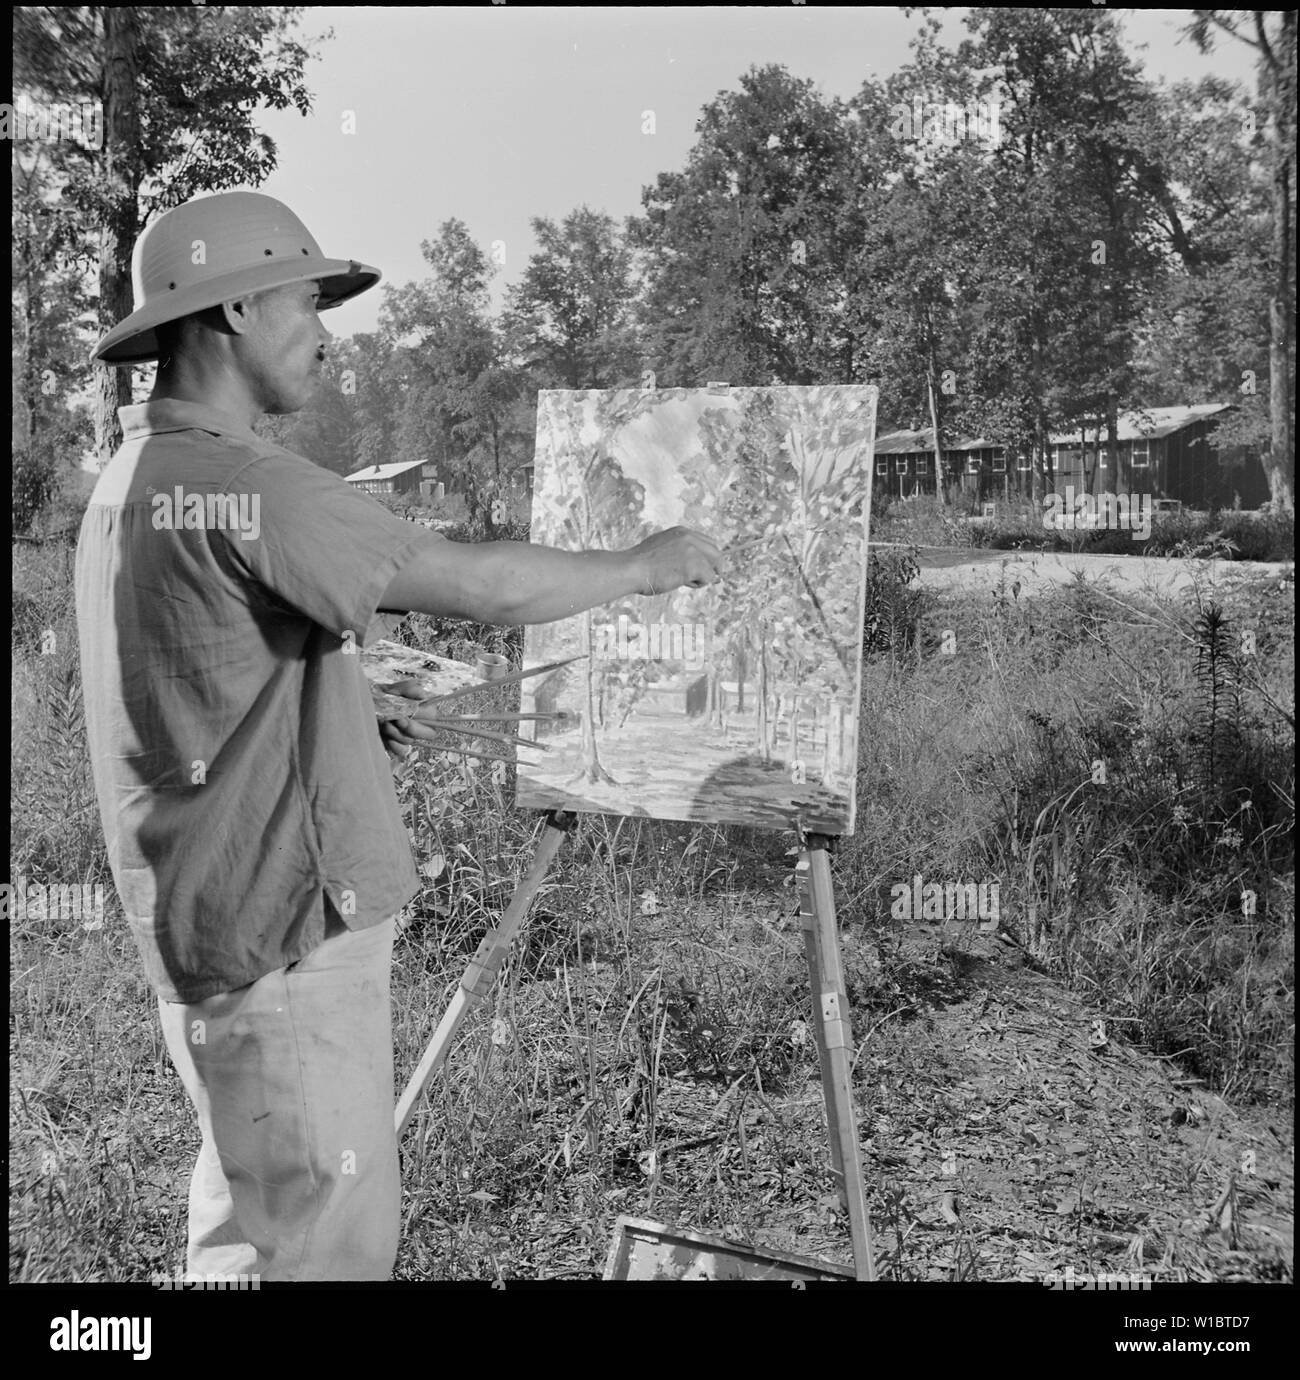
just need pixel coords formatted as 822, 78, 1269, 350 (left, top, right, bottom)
92, 191, 381, 366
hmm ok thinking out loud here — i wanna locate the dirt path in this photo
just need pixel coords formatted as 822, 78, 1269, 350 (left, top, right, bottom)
916, 550, 1293, 600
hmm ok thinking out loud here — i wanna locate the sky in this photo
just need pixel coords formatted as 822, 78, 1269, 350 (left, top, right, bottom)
246, 6, 1258, 339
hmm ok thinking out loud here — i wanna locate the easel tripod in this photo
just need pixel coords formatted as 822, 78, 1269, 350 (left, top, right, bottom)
394, 808, 877, 1281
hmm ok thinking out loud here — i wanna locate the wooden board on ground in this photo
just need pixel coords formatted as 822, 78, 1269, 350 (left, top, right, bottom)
602, 1215, 856, 1282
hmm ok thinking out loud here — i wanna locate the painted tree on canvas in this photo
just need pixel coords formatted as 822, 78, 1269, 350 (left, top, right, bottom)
683, 388, 872, 777
711, 395, 803, 762
764, 387, 875, 783
677, 408, 749, 730
533, 389, 656, 784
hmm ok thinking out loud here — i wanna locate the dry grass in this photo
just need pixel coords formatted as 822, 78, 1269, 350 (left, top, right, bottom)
9, 539, 1294, 1282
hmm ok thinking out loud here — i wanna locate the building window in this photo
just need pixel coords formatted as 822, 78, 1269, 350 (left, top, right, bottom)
875, 459, 887, 478
1017, 452, 1033, 471
1131, 438, 1150, 468
1099, 446, 1110, 469
915, 455, 930, 473
992, 451, 1006, 474
894, 456, 909, 474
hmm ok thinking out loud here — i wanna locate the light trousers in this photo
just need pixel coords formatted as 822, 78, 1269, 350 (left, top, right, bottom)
158, 916, 400, 1281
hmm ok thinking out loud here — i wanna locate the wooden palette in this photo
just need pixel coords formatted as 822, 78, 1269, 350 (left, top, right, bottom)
360, 639, 482, 720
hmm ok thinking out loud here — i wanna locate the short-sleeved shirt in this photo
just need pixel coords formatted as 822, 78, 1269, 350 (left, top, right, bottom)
75, 398, 432, 1002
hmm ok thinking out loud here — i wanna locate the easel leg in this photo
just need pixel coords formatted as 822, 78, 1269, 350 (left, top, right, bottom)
798, 866, 845, 1190
797, 836, 877, 1281
395, 809, 575, 1139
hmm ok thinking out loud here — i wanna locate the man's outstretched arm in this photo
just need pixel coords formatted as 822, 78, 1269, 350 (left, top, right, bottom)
377, 527, 725, 626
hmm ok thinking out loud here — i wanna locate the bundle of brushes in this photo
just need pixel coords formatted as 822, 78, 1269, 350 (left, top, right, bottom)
361, 638, 580, 768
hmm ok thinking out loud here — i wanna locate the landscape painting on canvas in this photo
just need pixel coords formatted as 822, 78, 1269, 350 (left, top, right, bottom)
516, 384, 877, 834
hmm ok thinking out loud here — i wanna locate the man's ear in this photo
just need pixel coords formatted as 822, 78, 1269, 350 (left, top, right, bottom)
218, 296, 258, 339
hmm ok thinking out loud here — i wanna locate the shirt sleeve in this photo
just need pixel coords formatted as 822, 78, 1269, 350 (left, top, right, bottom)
213, 448, 438, 646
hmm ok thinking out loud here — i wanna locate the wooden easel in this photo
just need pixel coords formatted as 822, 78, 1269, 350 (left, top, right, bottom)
394, 808, 877, 1282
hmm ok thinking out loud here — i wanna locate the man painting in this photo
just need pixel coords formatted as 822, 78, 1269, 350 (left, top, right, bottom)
77, 191, 721, 1280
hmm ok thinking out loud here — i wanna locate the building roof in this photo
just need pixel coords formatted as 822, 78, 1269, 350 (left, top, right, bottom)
1096, 404, 1232, 442
343, 458, 426, 484
875, 404, 1233, 457
875, 428, 984, 455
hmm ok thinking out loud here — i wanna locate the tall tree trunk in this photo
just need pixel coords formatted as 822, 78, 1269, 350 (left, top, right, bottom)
754, 630, 769, 761
94, 7, 141, 467
21, 242, 40, 445
822, 699, 842, 787
1265, 10, 1296, 512
1086, 418, 1101, 495
573, 609, 616, 785
1106, 391, 1119, 498
1029, 321, 1045, 503
927, 349, 945, 505
837, 704, 856, 779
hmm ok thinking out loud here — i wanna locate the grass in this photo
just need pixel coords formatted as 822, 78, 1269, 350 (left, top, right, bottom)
9, 532, 1295, 1282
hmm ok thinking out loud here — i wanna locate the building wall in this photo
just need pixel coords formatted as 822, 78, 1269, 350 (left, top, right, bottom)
1163, 423, 1268, 508
874, 419, 1267, 508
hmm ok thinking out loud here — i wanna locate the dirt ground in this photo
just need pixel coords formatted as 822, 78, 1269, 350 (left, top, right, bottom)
915, 549, 1294, 600
610, 917, 1295, 1284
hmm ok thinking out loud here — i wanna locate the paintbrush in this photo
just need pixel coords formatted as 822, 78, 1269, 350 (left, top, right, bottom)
404, 719, 551, 752
724, 531, 785, 556
409, 711, 571, 724
372, 654, 587, 721
408, 653, 588, 711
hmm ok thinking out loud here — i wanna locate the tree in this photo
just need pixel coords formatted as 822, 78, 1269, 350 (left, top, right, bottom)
1137, 78, 1271, 466
13, 6, 325, 464
629, 64, 863, 388
904, 7, 1186, 500
382, 221, 532, 536
12, 153, 94, 503
505, 207, 640, 389
1186, 10, 1296, 511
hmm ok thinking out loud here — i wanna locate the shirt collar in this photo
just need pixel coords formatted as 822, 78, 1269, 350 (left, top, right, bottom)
118, 398, 261, 445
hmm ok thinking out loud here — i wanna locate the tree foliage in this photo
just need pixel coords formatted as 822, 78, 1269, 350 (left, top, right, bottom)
13, 9, 1293, 522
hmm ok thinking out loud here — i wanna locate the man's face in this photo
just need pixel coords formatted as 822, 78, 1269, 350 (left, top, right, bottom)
242, 280, 330, 415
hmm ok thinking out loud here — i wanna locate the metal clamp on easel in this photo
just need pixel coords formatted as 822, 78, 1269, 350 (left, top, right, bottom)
461, 926, 514, 999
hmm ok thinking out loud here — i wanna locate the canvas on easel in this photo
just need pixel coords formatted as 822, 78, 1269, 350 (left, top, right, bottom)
394, 383, 881, 1279
516, 385, 877, 836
